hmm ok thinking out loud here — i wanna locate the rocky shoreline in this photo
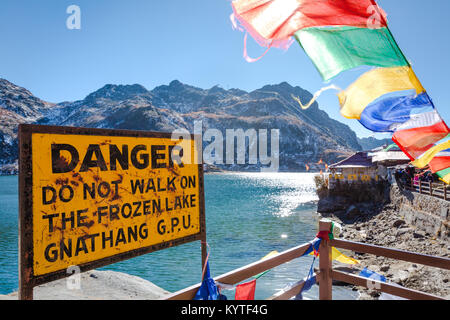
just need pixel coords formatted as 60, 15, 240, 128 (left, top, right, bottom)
318, 188, 450, 300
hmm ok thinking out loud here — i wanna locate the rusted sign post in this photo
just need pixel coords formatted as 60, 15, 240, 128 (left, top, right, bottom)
18, 124, 206, 300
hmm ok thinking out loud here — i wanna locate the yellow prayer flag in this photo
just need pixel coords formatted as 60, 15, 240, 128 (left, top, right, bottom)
261, 250, 279, 260
440, 174, 450, 184
338, 66, 425, 119
332, 247, 360, 265
411, 139, 450, 168
309, 247, 359, 265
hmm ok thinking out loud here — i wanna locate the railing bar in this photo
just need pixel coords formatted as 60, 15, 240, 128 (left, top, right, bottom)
162, 242, 313, 300
332, 270, 444, 300
331, 239, 450, 270
267, 273, 320, 300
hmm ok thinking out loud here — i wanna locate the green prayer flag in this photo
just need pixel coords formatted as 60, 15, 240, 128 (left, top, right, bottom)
437, 167, 450, 178
294, 26, 408, 81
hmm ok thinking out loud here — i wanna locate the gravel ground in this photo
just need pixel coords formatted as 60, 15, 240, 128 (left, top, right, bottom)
0, 270, 170, 300
322, 203, 450, 300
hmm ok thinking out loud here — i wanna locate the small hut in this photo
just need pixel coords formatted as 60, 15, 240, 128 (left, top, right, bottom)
328, 152, 376, 187
327, 146, 410, 188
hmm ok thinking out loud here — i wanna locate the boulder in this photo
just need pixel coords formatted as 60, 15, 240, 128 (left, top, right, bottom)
393, 219, 406, 228
317, 196, 349, 213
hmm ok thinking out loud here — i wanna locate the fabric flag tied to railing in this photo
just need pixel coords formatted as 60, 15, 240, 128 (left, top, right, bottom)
194, 261, 226, 300
235, 279, 257, 300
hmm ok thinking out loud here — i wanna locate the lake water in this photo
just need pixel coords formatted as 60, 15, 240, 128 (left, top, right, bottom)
0, 172, 358, 300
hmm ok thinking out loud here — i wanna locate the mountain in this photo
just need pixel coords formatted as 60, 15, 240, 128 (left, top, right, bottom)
358, 137, 393, 151
0, 79, 363, 173
0, 79, 53, 172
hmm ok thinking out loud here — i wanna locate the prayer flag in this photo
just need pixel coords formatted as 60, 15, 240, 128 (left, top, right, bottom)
231, 0, 387, 49
295, 26, 406, 80
359, 93, 434, 132
338, 66, 425, 119
235, 279, 257, 300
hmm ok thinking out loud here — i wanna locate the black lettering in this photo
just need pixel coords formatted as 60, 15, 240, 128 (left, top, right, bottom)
109, 204, 120, 220
75, 236, 88, 256
109, 144, 129, 170
183, 215, 191, 229
42, 186, 57, 205
51, 144, 79, 174
152, 199, 161, 213
169, 145, 184, 168
97, 181, 111, 198
102, 230, 113, 249
83, 183, 96, 199
132, 201, 142, 217
59, 185, 74, 203
165, 197, 172, 212
61, 211, 75, 230
145, 178, 155, 192
111, 180, 121, 197
143, 200, 151, 215
121, 203, 132, 218
97, 206, 108, 223
88, 233, 99, 252
182, 194, 189, 208
127, 225, 138, 243
139, 223, 148, 239
157, 178, 166, 192
115, 228, 126, 246
190, 194, 196, 207
157, 219, 166, 235
171, 217, 179, 232
151, 145, 166, 169
60, 239, 72, 259
167, 177, 176, 191
130, 145, 149, 169
77, 208, 89, 227
180, 176, 188, 189
43, 213, 59, 232
174, 196, 182, 210
188, 176, 196, 188
44, 243, 58, 262
80, 144, 108, 172
130, 179, 145, 194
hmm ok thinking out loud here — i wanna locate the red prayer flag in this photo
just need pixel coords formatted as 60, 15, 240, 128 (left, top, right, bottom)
429, 157, 450, 173
235, 279, 257, 300
232, 0, 387, 48
392, 121, 449, 160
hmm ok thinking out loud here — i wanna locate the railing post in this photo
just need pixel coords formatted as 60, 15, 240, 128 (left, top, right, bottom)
430, 182, 433, 197
419, 180, 422, 194
318, 220, 332, 300
444, 184, 447, 201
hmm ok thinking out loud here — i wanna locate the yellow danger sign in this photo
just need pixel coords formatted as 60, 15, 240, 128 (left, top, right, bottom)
19, 125, 205, 282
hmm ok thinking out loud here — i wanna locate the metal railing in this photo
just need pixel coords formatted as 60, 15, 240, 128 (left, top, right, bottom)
163, 220, 450, 300
404, 179, 450, 201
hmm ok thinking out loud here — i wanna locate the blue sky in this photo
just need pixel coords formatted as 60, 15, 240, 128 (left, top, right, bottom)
0, 0, 449, 138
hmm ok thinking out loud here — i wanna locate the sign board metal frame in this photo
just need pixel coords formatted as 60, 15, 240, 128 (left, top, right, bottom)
18, 124, 206, 300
